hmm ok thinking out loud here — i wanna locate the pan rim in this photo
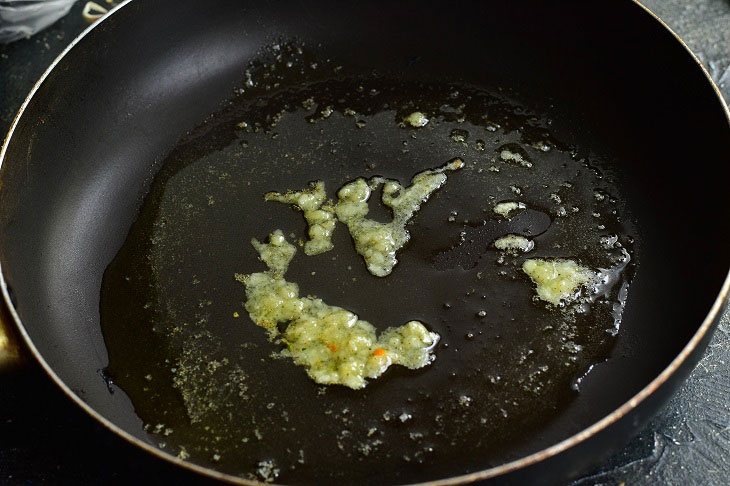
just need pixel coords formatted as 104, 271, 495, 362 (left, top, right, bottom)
0, 0, 728, 484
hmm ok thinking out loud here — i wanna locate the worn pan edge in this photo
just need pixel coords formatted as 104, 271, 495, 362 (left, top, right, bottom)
0, 0, 728, 484
0, 1, 258, 484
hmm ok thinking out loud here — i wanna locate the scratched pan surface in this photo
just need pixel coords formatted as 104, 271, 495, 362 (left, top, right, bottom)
1, 0, 729, 485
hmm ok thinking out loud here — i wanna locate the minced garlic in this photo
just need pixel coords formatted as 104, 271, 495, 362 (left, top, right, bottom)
336, 159, 464, 276
494, 234, 534, 253
236, 232, 440, 389
250, 230, 296, 275
493, 201, 526, 218
404, 112, 429, 127
522, 258, 596, 305
500, 149, 532, 168
265, 181, 337, 255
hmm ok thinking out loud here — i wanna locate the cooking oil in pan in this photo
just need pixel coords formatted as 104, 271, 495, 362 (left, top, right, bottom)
99, 44, 636, 484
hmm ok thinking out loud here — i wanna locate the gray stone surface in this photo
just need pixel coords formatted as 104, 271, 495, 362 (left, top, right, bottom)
648, 0, 730, 103
574, 309, 730, 485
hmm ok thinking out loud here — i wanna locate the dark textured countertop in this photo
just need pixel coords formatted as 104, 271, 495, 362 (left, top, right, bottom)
1, 1, 729, 484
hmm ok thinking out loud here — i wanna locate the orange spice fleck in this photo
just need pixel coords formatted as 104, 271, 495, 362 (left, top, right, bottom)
373, 348, 386, 357
328, 343, 337, 351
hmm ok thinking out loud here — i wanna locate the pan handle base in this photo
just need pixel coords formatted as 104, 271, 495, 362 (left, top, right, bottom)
0, 303, 24, 373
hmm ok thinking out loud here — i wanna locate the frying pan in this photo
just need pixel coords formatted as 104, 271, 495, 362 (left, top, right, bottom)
1, 0, 729, 484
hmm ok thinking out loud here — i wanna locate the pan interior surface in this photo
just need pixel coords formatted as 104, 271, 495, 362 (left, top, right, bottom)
1, 0, 729, 484
98, 45, 636, 483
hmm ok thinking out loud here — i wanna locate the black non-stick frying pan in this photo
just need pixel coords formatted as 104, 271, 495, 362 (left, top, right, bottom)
1, 0, 729, 484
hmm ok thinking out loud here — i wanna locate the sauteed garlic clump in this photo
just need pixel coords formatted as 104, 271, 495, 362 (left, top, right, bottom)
335, 158, 463, 276
493, 200, 525, 218
494, 234, 534, 254
235, 230, 439, 389
522, 259, 597, 306
404, 111, 429, 127
265, 181, 337, 256
266, 158, 464, 276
